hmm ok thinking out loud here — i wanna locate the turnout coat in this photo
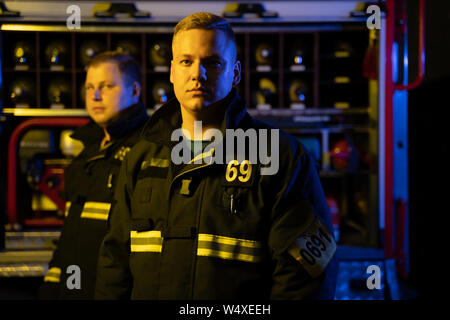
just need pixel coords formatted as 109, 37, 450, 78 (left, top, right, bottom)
95, 90, 338, 299
39, 102, 148, 299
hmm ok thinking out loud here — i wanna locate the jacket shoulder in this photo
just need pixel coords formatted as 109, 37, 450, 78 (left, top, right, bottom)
248, 115, 307, 160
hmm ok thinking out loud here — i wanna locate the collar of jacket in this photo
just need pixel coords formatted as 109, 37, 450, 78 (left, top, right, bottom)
142, 88, 248, 146
71, 102, 149, 146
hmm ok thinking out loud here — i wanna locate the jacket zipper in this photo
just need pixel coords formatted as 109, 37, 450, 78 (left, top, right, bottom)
165, 148, 215, 299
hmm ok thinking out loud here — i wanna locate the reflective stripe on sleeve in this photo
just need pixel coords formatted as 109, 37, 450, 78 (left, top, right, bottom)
141, 158, 170, 169
150, 158, 170, 168
44, 267, 61, 283
197, 233, 263, 263
64, 201, 71, 217
80, 202, 111, 220
130, 230, 163, 252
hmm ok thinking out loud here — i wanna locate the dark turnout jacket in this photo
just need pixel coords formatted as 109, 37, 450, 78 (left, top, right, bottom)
39, 102, 148, 299
95, 89, 338, 299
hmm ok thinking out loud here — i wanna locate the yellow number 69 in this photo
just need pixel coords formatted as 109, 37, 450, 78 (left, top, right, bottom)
226, 160, 252, 182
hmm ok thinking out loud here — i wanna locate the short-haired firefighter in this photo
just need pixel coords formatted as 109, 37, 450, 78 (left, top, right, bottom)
39, 52, 148, 299
95, 13, 338, 300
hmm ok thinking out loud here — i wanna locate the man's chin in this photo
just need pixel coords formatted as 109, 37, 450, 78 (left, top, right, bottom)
185, 101, 208, 112
90, 115, 108, 128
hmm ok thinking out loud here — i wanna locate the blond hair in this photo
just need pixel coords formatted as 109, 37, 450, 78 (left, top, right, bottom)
173, 12, 236, 59
87, 51, 141, 85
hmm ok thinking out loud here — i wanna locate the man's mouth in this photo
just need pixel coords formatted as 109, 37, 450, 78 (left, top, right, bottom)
188, 87, 208, 95
92, 106, 105, 112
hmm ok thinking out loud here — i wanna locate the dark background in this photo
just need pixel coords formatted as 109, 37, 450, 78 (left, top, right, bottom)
408, 0, 450, 298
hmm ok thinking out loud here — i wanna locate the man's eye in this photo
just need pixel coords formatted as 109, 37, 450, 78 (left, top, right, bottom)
180, 60, 192, 65
209, 61, 223, 68
98, 84, 114, 90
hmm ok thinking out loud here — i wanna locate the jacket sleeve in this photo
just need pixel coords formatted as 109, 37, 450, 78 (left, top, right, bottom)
95, 156, 133, 299
38, 241, 62, 299
38, 192, 72, 300
268, 139, 338, 299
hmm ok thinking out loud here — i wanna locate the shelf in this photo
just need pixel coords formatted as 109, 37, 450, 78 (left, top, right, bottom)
4, 68, 37, 72
39, 68, 72, 73
2, 108, 89, 117
283, 68, 315, 74
248, 107, 369, 117
1, 107, 370, 118
336, 245, 384, 261
319, 80, 367, 86
319, 170, 375, 178
0, 250, 53, 277
1, 108, 156, 117
5, 231, 60, 251
250, 68, 279, 74
320, 54, 364, 60
0, 250, 53, 264
147, 68, 170, 74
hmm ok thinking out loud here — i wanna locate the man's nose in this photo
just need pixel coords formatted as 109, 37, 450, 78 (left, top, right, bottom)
93, 87, 101, 100
191, 62, 207, 82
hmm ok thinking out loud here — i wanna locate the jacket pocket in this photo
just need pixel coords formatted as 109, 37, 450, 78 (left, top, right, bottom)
130, 179, 153, 219
218, 187, 249, 216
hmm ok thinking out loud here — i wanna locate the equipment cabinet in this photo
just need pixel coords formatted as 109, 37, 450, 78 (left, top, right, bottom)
0, 12, 381, 285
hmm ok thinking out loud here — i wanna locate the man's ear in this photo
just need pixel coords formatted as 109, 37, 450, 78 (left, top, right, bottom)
233, 60, 241, 86
132, 81, 142, 101
170, 60, 174, 84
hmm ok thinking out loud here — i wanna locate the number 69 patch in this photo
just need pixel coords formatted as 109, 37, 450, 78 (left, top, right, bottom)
223, 160, 255, 187
287, 217, 336, 278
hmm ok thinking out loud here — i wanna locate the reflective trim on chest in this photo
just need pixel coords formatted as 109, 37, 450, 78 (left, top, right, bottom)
80, 202, 111, 221
197, 233, 263, 263
129, 230, 263, 263
130, 230, 163, 252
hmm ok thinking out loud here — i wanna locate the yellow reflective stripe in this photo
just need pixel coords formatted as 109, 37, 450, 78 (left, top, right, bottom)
197, 233, 262, 263
83, 202, 111, 211
150, 158, 170, 168
198, 233, 261, 248
44, 267, 61, 283
130, 230, 161, 238
64, 201, 71, 217
80, 202, 111, 220
130, 230, 163, 252
80, 212, 109, 220
189, 148, 215, 164
197, 248, 260, 263
130, 244, 162, 252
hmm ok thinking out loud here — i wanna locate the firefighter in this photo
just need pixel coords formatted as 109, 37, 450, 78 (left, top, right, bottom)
38, 52, 149, 299
95, 13, 338, 299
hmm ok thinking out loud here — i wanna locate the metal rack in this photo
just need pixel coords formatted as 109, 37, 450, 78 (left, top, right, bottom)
0, 16, 382, 279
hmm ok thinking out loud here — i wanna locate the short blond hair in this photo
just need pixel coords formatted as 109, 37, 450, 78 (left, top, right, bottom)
173, 12, 237, 59
87, 51, 141, 85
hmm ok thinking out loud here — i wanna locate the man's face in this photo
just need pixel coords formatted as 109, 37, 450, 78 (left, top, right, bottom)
85, 62, 140, 128
170, 28, 241, 115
